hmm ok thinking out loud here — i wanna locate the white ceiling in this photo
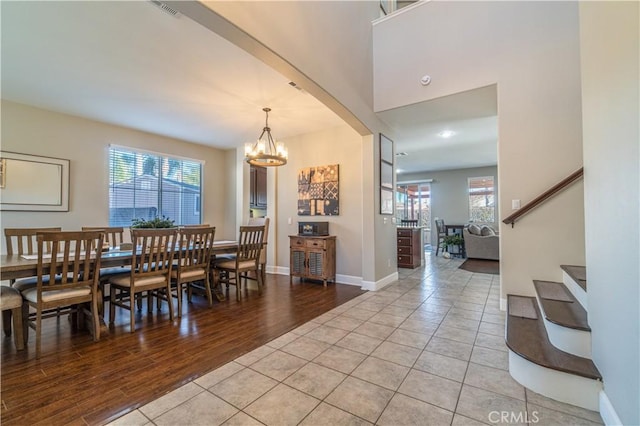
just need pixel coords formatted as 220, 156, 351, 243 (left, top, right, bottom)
1, 1, 345, 148
377, 85, 498, 175
1, 1, 497, 174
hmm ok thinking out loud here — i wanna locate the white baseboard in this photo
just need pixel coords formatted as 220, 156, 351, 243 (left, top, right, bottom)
270, 265, 289, 276
500, 297, 507, 311
361, 272, 398, 291
270, 266, 363, 288
335, 274, 362, 287
599, 390, 623, 426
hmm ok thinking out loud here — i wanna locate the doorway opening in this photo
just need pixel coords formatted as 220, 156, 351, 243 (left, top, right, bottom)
396, 182, 432, 250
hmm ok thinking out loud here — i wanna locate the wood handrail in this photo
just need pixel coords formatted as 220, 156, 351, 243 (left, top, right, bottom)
503, 167, 584, 227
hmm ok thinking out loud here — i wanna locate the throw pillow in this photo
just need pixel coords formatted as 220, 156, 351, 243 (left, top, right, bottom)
480, 225, 495, 236
468, 224, 482, 235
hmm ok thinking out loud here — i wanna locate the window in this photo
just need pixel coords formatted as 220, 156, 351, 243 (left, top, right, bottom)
468, 176, 495, 223
109, 146, 202, 227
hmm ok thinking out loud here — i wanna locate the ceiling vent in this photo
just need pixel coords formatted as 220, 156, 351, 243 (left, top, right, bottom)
149, 0, 181, 18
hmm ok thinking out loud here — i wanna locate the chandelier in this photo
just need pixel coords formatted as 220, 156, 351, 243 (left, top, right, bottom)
244, 107, 288, 167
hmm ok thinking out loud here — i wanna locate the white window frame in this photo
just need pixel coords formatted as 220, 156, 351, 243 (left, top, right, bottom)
468, 176, 495, 223
108, 145, 203, 227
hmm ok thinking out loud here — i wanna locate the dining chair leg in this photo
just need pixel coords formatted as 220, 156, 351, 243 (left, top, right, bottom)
35, 310, 42, 359
165, 284, 174, 321
109, 288, 116, 326
130, 295, 136, 333
91, 297, 100, 341
2, 310, 12, 336
9, 306, 24, 350
203, 276, 213, 307
21, 303, 29, 346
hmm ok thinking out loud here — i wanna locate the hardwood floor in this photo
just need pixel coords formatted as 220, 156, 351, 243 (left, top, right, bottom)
0, 275, 366, 425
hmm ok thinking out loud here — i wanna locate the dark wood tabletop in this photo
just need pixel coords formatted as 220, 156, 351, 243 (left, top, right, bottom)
0, 240, 238, 281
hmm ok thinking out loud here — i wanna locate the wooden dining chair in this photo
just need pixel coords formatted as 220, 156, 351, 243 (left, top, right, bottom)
213, 225, 264, 301
435, 219, 447, 256
20, 230, 104, 358
247, 217, 270, 284
1, 285, 25, 351
108, 228, 177, 332
4, 227, 62, 289
81, 226, 125, 250
171, 226, 216, 316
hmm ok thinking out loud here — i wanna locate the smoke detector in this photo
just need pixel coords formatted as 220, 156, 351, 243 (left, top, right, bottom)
420, 75, 431, 86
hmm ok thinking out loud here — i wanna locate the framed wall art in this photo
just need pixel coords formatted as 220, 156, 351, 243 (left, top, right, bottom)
297, 164, 339, 216
0, 151, 70, 211
379, 134, 394, 215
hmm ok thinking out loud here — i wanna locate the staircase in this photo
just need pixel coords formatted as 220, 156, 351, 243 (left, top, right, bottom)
506, 265, 602, 411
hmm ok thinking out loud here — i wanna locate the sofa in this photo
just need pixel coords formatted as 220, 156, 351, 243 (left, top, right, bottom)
463, 224, 499, 260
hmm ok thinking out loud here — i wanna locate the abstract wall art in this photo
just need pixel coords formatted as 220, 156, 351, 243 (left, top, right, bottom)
297, 164, 339, 216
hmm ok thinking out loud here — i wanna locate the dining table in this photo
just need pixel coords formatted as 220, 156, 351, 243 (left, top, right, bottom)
0, 240, 238, 333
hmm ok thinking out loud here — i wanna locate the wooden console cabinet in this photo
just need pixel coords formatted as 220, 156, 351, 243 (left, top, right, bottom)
397, 227, 423, 269
289, 235, 336, 287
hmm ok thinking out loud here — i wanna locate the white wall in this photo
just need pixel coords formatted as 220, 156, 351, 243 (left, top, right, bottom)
400, 166, 499, 246
0, 100, 234, 253
580, 2, 639, 424
274, 124, 363, 281
373, 1, 586, 298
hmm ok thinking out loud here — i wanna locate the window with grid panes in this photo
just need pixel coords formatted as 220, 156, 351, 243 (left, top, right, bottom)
108, 146, 202, 227
468, 176, 495, 222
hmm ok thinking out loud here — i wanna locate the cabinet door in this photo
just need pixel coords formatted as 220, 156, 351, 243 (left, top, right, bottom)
256, 166, 267, 207
249, 167, 257, 207
306, 249, 325, 279
291, 248, 306, 275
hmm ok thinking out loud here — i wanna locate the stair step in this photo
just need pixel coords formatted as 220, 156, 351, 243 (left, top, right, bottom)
533, 280, 590, 331
506, 295, 600, 380
561, 265, 587, 291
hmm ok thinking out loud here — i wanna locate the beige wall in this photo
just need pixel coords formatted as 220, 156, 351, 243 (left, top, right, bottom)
173, 0, 394, 284
400, 166, 499, 246
580, 2, 639, 424
274, 125, 363, 280
0, 100, 234, 253
373, 1, 586, 299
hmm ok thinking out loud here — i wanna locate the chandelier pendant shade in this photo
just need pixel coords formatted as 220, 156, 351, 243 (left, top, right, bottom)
244, 107, 288, 167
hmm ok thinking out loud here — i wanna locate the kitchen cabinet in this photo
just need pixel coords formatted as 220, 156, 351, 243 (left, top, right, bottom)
250, 165, 267, 208
397, 227, 423, 268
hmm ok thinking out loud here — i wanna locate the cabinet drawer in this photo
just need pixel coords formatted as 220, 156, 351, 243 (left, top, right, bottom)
290, 237, 306, 248
397, 229, 413, 237
305, 239, 326, 249
397, 245, 413, 255
397, 254, 412, 264
397, 237, 411, 246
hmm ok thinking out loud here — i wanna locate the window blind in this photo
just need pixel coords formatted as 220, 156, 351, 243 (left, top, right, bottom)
108, 147, 202, 227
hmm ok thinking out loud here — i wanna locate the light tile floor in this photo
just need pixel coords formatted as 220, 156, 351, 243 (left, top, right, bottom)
109, 253, 603, 426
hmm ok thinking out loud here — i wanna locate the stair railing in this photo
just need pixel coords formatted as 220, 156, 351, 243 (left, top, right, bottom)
503, 167, 584, 227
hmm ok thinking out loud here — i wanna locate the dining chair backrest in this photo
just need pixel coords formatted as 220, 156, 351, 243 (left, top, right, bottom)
35, 230, 104, 295
236, 225, 264, 265
5, 227, 62, 255
248, 217, 270, 263
435, 219, 446, 236
129, 228, 178, 279
81, 226, 125, 250
401, 219, 419, 227
177, 226, 216, 271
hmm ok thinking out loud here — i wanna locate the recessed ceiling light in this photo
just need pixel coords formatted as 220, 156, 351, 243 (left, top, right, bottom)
438, 130, 455, 138
396, 152, 408, 156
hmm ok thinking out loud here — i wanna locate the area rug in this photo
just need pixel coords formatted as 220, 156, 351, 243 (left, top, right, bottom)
459, 258, 500, 275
